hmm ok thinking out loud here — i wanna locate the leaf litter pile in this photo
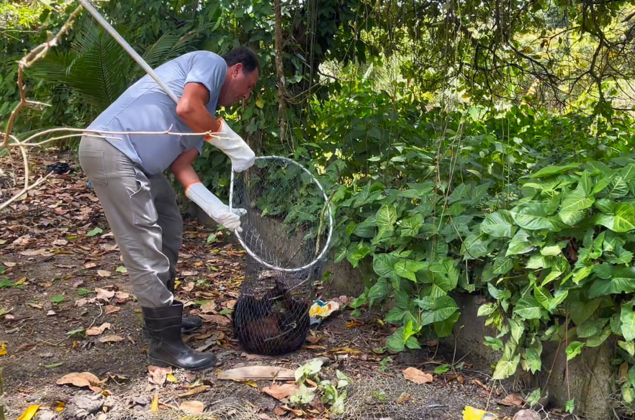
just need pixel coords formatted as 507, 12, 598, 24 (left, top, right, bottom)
0, 150, 543, 419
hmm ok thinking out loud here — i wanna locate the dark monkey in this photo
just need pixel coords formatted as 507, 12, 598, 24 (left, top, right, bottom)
232, 279, 310, 356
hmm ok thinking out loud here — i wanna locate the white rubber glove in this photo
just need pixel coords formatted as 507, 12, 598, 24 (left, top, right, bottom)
185, 182, 245, 232
206, 119, 256, 172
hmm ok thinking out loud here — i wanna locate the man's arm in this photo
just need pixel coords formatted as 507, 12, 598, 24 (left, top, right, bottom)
170, 148, 200, 188
176, 83, 221, 134
175, 81, 255, 172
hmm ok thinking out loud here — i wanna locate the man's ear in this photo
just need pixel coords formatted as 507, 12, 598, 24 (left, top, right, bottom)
232, 63, 244, 77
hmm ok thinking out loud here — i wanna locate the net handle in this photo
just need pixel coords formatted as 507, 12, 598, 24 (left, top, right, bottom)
229, 155, 334, 273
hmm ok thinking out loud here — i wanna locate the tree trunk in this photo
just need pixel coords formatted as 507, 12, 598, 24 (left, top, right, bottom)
274, 0, 286, 144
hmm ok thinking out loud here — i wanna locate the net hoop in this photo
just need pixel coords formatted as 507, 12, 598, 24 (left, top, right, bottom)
229, 155, 334, 273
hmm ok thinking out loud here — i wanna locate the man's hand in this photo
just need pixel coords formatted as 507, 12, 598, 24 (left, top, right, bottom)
170, 150, 245, 232
185, 182, 244, 232
177, 83, 255, 172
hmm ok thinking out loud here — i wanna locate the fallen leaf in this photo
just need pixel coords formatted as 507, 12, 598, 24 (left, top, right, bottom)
105, 305, 121, 314
240, 380, 259, 388
15, 343, 37, 353
200, 301, 217, 313
403, 367, 433, 384
457, 375, 465, 384
280, 404, 304, 416
53, 401, 65, 412
97, 270, 111, 277
151, 393, 159, 412
53, 239, 68, 246
182, 282, 195, 292
258, 414, 273, 420
47, 310, 56, 316
4, 262, 17, 267
86, 322, 111, 336
176, 385, 211, 397
182, 271, 198, 276
396, 393, 411, 404
472, 379, 491, 392
15, 404, 39, 420
56, 372, 102, 393
224, 299, 237, 309
262, 383, 299, 401
84, 262, 97, 269
274, 407, 286, 416
114, 291, 130, 302
166, 374, 178, 383
180, 401, 204, 414
497, 393, 525, 407
217, 366, 296, 381
99, 335, 124, 343
0, 343, 7, 356
330, 347, 362, 354
148, 366, 172, 385
95, 288, 115, 301
200, 314, 230, 326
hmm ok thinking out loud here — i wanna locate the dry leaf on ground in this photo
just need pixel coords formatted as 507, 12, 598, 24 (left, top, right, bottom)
497, 393, 525, 407
57, 372, 102, 393
217, 366, 296, 381
200, 302, 217, 313
402, 367, 433, 384
14, 404, 39, 420
148, 365, 172, 385
180, 401, 204, 414
99, 335, 124, 343
262, 383, 299, 401
176, 385, 211, 398
200, 314, 230, 326
86, 322, 111, 336
97, 270, 111, 277
105, 305, 120, 314
95, 288, 115, 301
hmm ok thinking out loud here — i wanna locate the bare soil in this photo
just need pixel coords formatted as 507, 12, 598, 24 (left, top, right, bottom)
0, 149, 551, 420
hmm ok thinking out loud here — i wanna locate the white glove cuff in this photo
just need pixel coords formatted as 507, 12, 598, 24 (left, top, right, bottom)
185, 182, 224, 219
206, 120, 256, 172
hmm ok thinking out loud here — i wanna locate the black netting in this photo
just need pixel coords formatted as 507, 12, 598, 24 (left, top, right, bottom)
230, 157, 332, 356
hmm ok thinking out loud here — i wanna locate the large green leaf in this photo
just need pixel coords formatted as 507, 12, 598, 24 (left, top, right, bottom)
461, 235, 490, 259
511, 203, 559, 231
506, 229, 534, 256
373, 253, 398, 277
559, 189, 594, 226
514, 297, 543, 320
394, 259, 427, 282
492, 352, 521, 380
594, 203, 635, 233
400, 214, 424, 237
376, 204, 397, 231
434, 312, 460, 338
589, 267, 635, 298
622, 305, 635, 341
480, 210, 515, 238
526, 163, 580, 179
368, 278, 391, 306
418, 296, 459, 326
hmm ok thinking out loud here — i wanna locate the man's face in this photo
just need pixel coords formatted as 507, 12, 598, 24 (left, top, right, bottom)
220, 63, 259, 107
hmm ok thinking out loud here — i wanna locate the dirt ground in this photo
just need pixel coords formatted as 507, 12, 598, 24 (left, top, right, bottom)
0, 150, 557, 420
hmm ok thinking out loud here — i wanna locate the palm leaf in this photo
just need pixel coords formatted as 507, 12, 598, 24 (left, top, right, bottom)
142, 29, 197, 68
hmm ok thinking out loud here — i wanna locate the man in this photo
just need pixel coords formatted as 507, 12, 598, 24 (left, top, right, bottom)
78, 47, 259, 371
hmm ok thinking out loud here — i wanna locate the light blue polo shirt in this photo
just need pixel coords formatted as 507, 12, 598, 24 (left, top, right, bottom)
86, 51, 226, 175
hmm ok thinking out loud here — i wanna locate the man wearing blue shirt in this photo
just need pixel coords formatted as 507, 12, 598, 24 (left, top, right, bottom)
79, 47, 258, 370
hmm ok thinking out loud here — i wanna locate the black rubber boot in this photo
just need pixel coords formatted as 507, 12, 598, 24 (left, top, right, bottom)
167, 277, 202, 333
142, 301, 216, 370
141, 278, 203, 339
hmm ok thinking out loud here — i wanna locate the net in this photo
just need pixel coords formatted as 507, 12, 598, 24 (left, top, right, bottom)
229, 156, 332, 356
229, 156, 333, 273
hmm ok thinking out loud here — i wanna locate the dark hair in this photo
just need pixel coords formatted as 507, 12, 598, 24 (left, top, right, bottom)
223, 47, 260, 74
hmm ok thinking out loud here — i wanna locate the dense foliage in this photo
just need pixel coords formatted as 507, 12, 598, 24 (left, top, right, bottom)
6, 0, 635, 415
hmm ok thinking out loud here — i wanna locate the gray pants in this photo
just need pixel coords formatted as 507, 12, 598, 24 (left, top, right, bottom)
78, 135, 180, 308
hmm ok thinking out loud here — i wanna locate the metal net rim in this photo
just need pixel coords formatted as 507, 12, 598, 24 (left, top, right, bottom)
228, 155, 334, 273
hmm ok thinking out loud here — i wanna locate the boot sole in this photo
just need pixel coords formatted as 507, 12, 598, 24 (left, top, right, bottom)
147, 356, 215, 371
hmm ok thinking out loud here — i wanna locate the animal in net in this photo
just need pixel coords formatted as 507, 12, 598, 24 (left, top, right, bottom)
230, 157, 330, 356
232, 254, 324, 356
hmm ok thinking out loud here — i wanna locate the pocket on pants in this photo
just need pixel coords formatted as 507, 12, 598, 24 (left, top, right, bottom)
79, 149, 108, 187
129, 168, 159, 227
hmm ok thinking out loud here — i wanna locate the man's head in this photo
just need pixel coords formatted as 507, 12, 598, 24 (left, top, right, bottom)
219, 47, 260, 107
